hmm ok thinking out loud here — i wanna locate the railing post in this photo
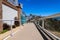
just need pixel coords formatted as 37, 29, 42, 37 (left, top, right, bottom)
42, 19, 44, 28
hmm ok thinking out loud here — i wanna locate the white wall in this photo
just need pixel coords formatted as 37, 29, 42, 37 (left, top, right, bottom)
2, 4, 18, 25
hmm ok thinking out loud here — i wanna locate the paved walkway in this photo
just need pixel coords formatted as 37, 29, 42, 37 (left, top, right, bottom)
6, 23, 43, 40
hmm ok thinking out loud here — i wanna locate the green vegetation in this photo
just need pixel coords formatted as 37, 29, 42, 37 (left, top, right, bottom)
45, 18, 60, 32
0, 29, 8, 34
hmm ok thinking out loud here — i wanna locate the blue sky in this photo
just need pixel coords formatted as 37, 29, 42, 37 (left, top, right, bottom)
18, 0, 60, 16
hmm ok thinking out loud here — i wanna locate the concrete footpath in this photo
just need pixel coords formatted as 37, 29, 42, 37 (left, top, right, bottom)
4, 23, 43, 40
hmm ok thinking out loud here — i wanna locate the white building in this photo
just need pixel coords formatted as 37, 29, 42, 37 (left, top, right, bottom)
0, 0, 22, 32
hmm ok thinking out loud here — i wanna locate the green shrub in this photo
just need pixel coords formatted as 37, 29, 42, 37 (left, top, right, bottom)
0, 29, 8, 34
3, 23, 10, 30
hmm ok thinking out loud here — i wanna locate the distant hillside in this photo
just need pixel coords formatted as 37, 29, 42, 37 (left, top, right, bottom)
45, 18, 60, 32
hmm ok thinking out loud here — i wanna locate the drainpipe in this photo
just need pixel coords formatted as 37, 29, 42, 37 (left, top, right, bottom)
0, 0, 3, 32
16, 3, 22, 26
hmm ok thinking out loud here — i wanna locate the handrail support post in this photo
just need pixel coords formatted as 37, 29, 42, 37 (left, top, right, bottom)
42, 19, 44, 28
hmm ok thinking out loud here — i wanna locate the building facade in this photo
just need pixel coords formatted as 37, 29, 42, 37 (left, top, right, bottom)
0, 0, 22, 32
